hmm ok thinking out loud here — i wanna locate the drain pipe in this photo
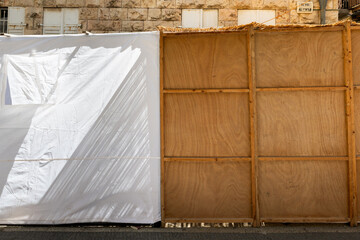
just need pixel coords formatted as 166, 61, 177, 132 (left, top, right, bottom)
319, 0, 328, 24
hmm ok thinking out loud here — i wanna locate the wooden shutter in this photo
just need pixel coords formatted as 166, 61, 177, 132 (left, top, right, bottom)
43, 8, 62, 35
8, 7, 25, 35
182, 9, 201, 28
203, 10, 218, 28
63, 8, 79, 34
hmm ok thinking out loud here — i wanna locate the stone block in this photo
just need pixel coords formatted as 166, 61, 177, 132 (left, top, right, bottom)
219, 9, 237, 21
128, 8, 147, 20
229, 0, 251, 8
219, 20, 237, 27
251, 0, 264, 8
162, 9, 181, 21
157, 0, 176, 8
66, 0, 85, 7
325, 10, 338, 23
122, 20, 144, 31
122, 0, 141, 7
141, 0, 156, 7
55, 0, 66, 6
275, 9, 290, 24
86, 0, 101, 7
109, 8, 127, 20
144, 20, 173, 30
263, 0, 288, 9
289, 9, 299, 23
25, 7, 43, 19
42, 0, 56, 7
177, 0, 205, 8
99, 7, 110, 19
105, 0, 122, 7
299, 11, 320, 24
80, 8, 98, 20
148, 8, 161, 20
206, 0, 229, 8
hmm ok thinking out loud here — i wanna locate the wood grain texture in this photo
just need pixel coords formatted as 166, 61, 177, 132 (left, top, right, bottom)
164, 33, 248, 89
259, 160, 348, 219
255, 31, 344, 88
164, 160, 252, 219
354, 90, 360, 156
352, 30, 360, 86
164, 93, 250, 157
257, 91, 347, 156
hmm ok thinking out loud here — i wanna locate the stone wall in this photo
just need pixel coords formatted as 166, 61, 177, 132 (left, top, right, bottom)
0, 0, 339, 34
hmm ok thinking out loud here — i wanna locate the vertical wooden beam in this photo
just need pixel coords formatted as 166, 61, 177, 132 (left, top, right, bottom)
343, 21, 358, 226
247, 26, 260, 227
160, 31, 166, 227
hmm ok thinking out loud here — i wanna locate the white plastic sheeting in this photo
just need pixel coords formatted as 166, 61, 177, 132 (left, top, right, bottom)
0, 32, 160, 224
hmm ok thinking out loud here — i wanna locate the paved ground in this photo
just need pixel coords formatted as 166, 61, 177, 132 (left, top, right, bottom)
2, 224, 360, 240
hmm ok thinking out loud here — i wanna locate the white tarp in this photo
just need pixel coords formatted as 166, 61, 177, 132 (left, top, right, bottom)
0, 32, 160, 224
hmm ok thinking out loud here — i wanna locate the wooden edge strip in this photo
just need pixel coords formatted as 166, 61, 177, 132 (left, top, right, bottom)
257, 87, 347, 92
247, 25, 260, 227
164, 218, 253, 223
164, 157, 252, 162
261, 218, 350, 223
164, 89, 250, 93
354, 86, 360, 90
259, 157, 349, 161
159, 31, 166, 227
343, 21, 358, 227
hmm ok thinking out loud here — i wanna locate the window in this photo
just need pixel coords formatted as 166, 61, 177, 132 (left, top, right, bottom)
0, 8, 7, 34
43, 8, 79, 35
182, 9, 218, 28
7, 7, 25, 35
238, 10, 276, 25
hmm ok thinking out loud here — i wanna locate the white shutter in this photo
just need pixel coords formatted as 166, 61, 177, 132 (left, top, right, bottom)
63, 8, 79, 34
8, 7, 25, 35
237, 10, 257, 25
203, 10, 218, 28
238, 10, 275, 25
258, 10, 275, 25
43, 8, 62, 35
182, 9, 201, 28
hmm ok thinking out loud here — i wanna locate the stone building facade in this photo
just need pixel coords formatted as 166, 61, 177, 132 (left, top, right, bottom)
0, 0, 339, 35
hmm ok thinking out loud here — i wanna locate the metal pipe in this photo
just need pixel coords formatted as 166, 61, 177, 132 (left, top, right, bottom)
319, 0, 328, 24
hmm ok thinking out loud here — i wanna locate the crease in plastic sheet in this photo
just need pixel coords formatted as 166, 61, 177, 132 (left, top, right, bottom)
0, 32, 160, 224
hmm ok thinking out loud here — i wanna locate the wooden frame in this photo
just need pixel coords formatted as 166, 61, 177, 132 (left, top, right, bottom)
160, 21, 359, 226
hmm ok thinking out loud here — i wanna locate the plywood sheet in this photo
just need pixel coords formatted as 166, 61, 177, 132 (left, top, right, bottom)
256, 31, 343, 87
164, 93, 250, 157
257, 91, 347, 156
352, 30, 360, 86
259, 160, 348, 219
357, 159, 360, 217
164, 160, 252, 219
164, 33, 248, 89
354, 90, 360, 155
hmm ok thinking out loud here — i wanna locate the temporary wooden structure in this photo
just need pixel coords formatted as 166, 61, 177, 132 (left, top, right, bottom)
160, 21, 360, 226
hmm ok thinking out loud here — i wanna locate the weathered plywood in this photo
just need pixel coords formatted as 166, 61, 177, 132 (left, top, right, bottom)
164, 93, 250, 157
164, 33, 248, 89
352, 30, 360, 86
164, 160, 252, 219
256, 31, 344, 88
257, 91, 347, 156
354, 90, 360, 156
259, 160, 348, 219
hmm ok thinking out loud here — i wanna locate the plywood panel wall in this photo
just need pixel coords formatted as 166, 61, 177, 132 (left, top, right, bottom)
164, 93, 250, 157
165, 160, 252, 219
162, 24, 358, 225
256, 31, 344, 88
257, 91, 347, 156
164, 33, 248, 89
259, 160, 348, 219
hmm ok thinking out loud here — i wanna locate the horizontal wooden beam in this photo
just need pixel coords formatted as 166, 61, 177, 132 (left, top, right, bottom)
259, 156, 349, 161
257, 87, 347, 92
162, 31, 248, 37
164, 157, 252, 162
163, 89, 249, 93
261, 217, 350, 223
164, 218, 253, 223
255, 26, 344, 33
